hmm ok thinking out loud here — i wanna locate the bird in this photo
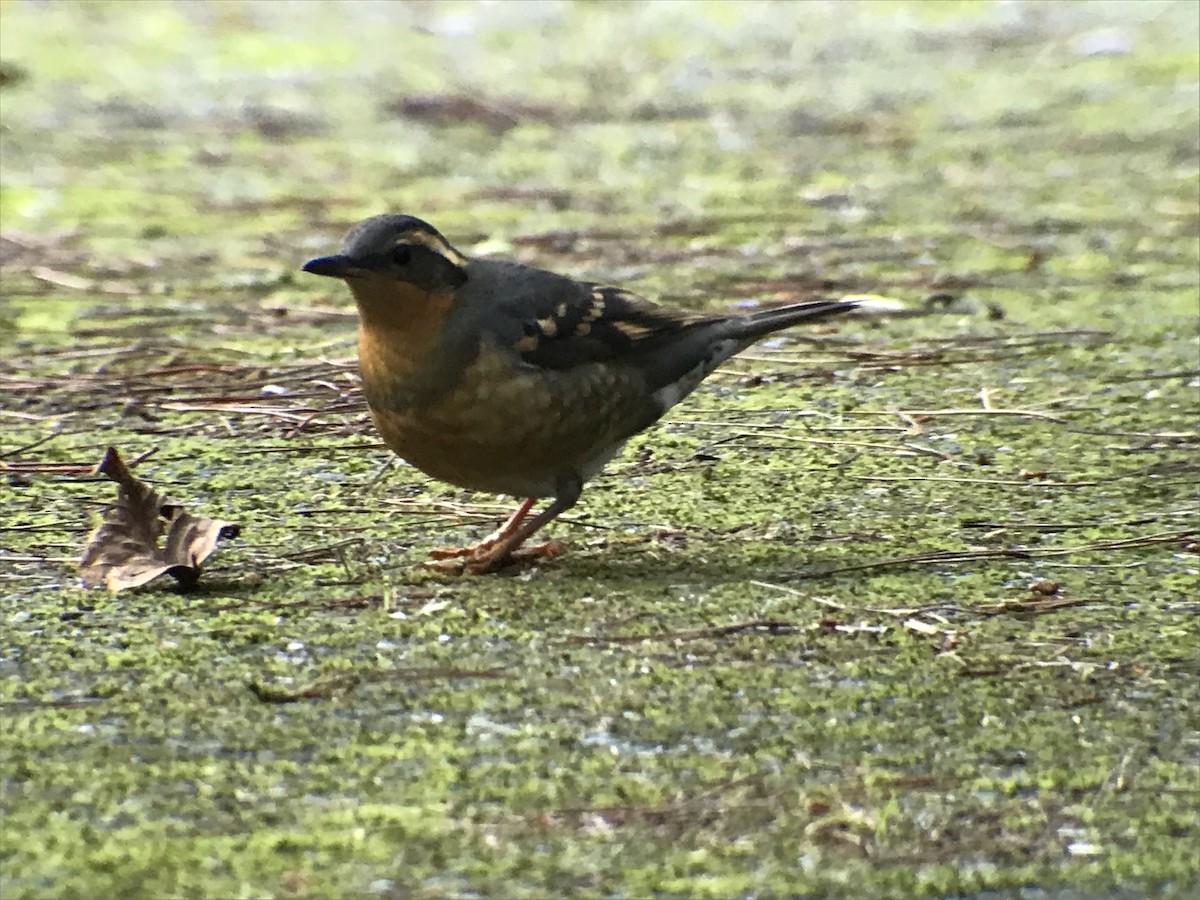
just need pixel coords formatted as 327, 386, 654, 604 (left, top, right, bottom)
302, 214, 901, 574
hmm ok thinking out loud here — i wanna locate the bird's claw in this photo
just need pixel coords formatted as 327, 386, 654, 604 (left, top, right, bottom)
424, 539, 567, 575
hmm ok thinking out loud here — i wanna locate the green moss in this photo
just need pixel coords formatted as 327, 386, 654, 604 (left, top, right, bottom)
2, 0, 1198, 897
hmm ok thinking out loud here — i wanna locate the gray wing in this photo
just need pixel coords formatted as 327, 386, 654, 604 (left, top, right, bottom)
459, 258, 730, 387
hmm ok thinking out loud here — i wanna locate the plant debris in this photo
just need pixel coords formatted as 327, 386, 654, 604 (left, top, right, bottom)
78, 447, 239, 593
383, 91, 560, 132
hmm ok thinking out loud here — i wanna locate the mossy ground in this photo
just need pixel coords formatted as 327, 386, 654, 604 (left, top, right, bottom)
2, 2, 1198, 897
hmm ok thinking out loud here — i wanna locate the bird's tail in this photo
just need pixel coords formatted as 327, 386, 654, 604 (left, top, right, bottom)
729, 295, 906, 341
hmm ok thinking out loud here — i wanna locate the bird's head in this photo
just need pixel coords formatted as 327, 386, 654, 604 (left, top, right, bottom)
303, 214, 468, 292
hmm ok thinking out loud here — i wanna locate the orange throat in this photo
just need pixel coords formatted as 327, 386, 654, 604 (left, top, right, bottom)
351, 279, 455, 394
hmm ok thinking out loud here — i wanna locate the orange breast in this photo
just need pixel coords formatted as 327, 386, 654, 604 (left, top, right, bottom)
365, 339, 653, 497
350, 279, 658, 497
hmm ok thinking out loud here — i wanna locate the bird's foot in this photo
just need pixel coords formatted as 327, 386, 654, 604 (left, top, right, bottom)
425, 539, 567, 575
427, 544, 484, 560
427, 526, 511, 561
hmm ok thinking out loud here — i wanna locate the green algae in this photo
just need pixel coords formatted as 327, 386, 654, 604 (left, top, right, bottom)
2, 1, 1198, 897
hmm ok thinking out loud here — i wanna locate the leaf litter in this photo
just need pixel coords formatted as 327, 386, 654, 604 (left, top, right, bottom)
78, 446, 239, 592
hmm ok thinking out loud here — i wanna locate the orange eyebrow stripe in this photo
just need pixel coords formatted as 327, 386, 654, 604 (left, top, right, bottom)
403, 231, 467, 268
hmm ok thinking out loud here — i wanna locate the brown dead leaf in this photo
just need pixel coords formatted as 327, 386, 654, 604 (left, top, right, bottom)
79, 447, 239, 592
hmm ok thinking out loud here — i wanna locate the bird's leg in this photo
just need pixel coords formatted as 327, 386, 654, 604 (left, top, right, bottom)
427, 479, 581, 574
463, 489, 578, 574
428, 498, 538, 560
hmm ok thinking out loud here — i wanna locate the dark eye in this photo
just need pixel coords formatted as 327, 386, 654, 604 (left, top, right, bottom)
391, 245, 412, 266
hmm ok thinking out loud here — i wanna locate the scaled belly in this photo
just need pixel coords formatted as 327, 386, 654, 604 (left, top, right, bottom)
368, 350, 652, 497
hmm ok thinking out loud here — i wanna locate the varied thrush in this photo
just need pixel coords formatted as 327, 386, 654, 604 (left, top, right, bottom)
303, 214, 901, 574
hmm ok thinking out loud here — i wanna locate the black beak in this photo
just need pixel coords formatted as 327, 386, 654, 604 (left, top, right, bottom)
302, 254, 362, 278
